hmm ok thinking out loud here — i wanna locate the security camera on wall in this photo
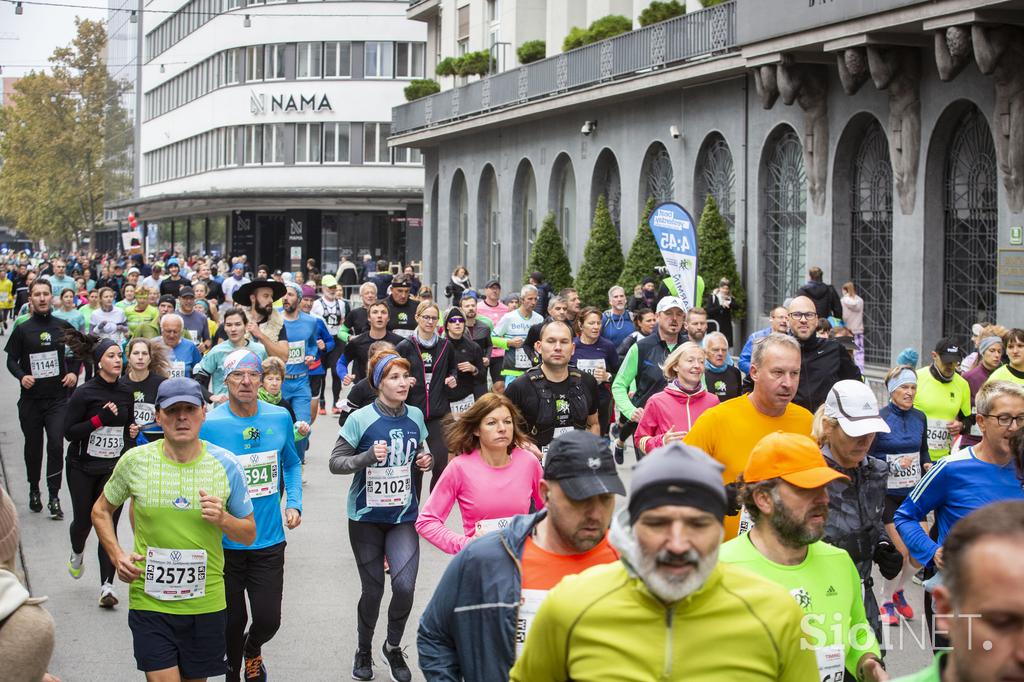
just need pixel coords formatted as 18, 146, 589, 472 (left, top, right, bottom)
581, 120, 597, 136
670, 125, 681, 139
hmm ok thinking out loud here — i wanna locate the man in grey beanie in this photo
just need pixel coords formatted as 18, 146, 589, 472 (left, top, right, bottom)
512, 441, 819, 681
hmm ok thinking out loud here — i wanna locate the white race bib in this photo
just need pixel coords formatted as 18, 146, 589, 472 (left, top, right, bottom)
287, 341, 305, 364
737, 505, 755, 535
187, 329, 199, 342
87, 426, 124, 458
926, 418, 951, 452
144, 547, 207, 601
134, 402, 155, 426
514, 347, 531, 369
449, 394, 474, 417
474, 516, 513, 537
366, 465, 411, 507
576, 358, 605, 377
814, 644, 845, 682
29, 351, 59, 378
540, 427, 575, 464
237, 450, 279, 498
0, 292, 9, 302
169, 361, 186, 379
515, 588, 549, 657
886, 452, 921, 489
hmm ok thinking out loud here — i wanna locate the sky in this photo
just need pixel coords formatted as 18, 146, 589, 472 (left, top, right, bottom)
1, 3, 107, 78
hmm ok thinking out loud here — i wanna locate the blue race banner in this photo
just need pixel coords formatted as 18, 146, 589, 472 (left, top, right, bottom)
648, 201, 699, 310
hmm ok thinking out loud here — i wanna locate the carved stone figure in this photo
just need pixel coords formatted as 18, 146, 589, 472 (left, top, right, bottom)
934, 26, 973, 82
753, 64, 779, 110
973, 24, 1024, 213
778, 58, 829, 215
867, 46, 921, 215
837, 47, 870, 95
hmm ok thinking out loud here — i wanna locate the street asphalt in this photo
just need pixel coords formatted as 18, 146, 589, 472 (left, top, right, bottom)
0, 368, 933, 680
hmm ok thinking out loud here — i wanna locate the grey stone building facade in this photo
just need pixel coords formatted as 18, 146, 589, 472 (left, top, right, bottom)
392, 0, 1023, 367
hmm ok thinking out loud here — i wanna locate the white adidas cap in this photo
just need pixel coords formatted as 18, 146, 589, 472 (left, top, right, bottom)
824, 380, 891, 438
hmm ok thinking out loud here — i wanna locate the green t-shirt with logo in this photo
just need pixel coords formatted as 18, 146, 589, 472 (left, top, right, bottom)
913, 366, 972, 460
103, 439, 253, 615
719, 533, 879, 678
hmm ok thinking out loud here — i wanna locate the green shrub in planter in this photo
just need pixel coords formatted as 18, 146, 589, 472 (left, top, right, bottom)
696, 195, 746, 320
586, 15, 632, 42
575, 196, 625, 308
525, 212, 574, 291
619, 197, 664, 290
435, 57, 457, 77
517, 39, 546, 65
404, 79, 440, 102
638, 1, 686, 26
562, 26, 589, 51
456, 51, 494, 77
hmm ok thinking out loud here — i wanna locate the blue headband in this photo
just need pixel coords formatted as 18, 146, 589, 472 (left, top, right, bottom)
978, 335, 1003, 356
371, 353, 402, 389
887, 368, 917, 394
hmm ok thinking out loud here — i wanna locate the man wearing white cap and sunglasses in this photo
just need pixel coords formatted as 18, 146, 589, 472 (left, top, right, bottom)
817, 379, 903, 646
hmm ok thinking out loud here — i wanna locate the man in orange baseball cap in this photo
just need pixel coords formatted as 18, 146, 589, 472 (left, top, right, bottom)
719, 431, 886, 682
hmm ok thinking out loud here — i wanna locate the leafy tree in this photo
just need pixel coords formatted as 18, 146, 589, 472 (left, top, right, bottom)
404, 79, 440, 101
525, 212, 573, 291
0, 19, 129, 246
575, 196, 625, 308
696, 195, 745, 320
639, 1, 686, 26
700, 0, 727, 6
562, 15, 633, 52
517, 40, 546, 64
619, 197, 664, 290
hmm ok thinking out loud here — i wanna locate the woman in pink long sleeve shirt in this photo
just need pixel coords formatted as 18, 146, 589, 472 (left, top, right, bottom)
635, 341, 719, 454
416, 393, 543, 554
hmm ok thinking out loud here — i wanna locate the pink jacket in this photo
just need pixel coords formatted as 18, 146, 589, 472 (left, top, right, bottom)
635, 383, 719, 453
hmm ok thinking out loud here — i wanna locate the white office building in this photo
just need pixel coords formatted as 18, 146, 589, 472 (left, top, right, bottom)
114, 0, 426, 272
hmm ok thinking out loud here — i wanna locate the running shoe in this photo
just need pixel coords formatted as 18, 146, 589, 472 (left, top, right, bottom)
613, 442, 624, 465
318, 405, 326, 415
380, 643, 411, 682
244, 654, 268, 681
332, 407, 342, 415
610, 422, 620, 440
99, 582, 118, 608
28, 488, 42, 513
879, 601, 898, 627
351, 649, 374, 681
893, 590, 914, 619
48, 496, 63, 520
67, 552, 84, 579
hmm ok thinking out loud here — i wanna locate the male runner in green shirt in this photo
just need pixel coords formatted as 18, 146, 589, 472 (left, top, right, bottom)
720, 431, 886, 682
92, 377, 256, 681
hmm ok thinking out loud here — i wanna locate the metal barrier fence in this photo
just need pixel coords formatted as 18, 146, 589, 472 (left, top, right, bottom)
392, 1, 737, 135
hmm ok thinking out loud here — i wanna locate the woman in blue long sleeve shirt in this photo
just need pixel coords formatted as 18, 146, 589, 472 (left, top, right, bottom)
868, 365, 931, 625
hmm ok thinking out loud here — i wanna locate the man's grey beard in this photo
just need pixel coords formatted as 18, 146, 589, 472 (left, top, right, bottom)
624, 530, 720, 603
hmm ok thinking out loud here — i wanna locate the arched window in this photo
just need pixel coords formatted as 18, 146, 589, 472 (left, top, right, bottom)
513, 161, 537, 278
762, 128, 807, 311
943, 106, 998, 334
549, 154, 576, 257
641, 143, 674, 206
478, 165, 500, 281
450, 170, 469, 267
696, 133, 735, 238
591, 149, 621, 235
850, 121, 893, 366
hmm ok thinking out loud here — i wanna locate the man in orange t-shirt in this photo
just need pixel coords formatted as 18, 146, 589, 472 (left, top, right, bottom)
686, 333, 813, 539
417, 430, 625, 681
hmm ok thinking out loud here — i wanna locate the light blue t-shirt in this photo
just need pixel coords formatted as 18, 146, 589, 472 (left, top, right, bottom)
339, 403, 427, 525
200, 401, 302, 551
166, 338, 203, 378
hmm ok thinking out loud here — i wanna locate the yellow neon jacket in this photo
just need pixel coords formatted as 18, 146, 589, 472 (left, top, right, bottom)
510, 558, 819, 682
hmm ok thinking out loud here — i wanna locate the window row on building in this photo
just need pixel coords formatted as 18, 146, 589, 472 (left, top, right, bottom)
145, 0, 408, 61
145, 40, 425, 120
144, 120, 421, 185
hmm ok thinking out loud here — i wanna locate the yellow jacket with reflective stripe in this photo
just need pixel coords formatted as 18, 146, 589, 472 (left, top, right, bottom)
510, 560, 819, 682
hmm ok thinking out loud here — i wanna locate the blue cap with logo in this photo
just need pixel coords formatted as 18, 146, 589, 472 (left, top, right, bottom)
155, 377, 205, 410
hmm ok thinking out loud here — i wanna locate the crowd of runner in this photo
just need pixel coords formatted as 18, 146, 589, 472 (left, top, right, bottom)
1, 249, 1022, 682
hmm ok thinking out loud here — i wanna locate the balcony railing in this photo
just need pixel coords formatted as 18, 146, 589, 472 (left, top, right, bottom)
392, 1, 737, 135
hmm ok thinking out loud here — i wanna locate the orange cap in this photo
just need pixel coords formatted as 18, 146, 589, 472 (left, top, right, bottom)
744, 431, 850, 489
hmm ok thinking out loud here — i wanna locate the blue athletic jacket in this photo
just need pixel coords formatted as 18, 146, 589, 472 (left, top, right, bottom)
417, 511, 544, 682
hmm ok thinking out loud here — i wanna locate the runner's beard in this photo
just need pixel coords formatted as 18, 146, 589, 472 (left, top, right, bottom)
255, 302, 273, 318
626, 529, 721, 603
768, 490, 827, 549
